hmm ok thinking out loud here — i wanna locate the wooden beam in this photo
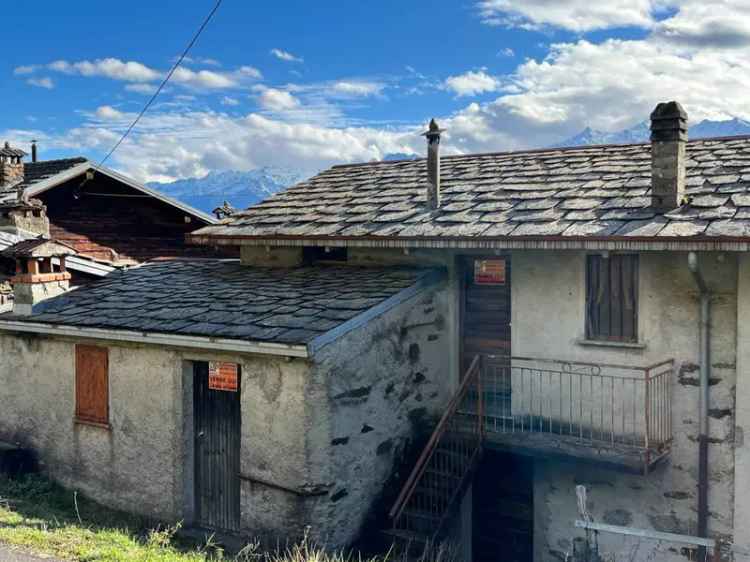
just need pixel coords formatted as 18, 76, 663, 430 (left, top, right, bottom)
574, 520, 716, 549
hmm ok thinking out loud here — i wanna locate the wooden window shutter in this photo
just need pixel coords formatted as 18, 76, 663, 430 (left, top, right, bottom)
585, 254, 639, 342
75, 345, 109, 425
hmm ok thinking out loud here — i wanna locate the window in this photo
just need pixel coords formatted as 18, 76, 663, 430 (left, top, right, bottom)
585, 254, 639, 342
302, 246, 347, 264
75, 345, 109, 426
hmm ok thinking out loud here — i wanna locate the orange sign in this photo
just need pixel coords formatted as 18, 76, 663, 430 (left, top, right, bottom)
208, 361, 239, 392
474, 259, 506, 285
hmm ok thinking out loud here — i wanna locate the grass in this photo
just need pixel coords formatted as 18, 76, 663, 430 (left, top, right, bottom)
0, 474, 458, 562
0, 474, 212, 561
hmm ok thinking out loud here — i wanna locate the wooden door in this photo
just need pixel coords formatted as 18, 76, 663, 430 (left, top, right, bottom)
460, 256, 512, 370
460, 256, 512, 417
194, 361, 241, 532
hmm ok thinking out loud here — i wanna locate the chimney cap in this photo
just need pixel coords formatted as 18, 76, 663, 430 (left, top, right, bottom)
650, 101, 688, 122
421, 118, 445, 138
0, 142, 27, 158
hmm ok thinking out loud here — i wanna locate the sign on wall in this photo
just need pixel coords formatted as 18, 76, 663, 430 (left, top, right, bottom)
474, 259, 506, 285
208, 361, 239, 392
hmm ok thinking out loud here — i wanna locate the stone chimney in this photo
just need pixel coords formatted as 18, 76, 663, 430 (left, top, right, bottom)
650, 101, 688, 211
3, 238, 76, 315
0, 198, 50, 237
0, 142, 26, 189
422, 119, 444, 209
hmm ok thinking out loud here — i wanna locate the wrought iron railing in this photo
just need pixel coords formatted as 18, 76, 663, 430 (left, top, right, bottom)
472, 356, 674, 469
389, 356, 483, 541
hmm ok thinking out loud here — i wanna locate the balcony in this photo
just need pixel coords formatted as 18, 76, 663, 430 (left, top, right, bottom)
460, 355, 674, 473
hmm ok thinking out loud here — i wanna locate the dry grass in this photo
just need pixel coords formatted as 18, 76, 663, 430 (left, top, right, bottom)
0, 474, 459, 562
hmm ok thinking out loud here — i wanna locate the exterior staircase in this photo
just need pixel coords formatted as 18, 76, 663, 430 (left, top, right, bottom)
386, 356, 484, 551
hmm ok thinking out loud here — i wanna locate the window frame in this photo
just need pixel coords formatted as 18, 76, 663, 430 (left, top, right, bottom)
585, 253, 639, 343
74, 344, 110, 428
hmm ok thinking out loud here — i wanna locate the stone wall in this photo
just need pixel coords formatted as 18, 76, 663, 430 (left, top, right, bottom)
304, 279, 453, 547
0, 335, 316, 529
733, 254, 750, 562
0, 336, 185, 519
510, 250, 737, 562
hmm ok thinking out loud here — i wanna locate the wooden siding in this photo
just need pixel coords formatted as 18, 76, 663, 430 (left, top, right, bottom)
38, 174, 233, 264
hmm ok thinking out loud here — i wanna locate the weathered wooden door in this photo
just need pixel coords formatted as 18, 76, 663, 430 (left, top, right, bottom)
460, 256, 512, 369
460, 256, 512, 416
194, 361, 241, 532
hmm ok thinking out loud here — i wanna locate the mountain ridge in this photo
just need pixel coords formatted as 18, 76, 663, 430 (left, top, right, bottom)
552, 117, 750, 148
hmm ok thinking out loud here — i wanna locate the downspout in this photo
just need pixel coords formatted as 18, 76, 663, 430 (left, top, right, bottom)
687, 252, 710, 551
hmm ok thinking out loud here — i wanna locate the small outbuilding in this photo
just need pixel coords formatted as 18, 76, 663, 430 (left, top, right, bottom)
0, 259, 452, 546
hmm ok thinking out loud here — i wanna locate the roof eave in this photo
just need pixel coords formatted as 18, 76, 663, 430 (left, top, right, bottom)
186, 233, 750, 252
0, 319, 309, 358
24, 161, 217, 225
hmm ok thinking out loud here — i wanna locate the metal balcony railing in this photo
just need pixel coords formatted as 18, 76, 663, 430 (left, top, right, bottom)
464, 355, 674, 473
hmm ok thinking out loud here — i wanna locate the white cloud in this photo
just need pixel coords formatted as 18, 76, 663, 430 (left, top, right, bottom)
93, 105, 133, 121
23, 109, 420, 182
253, 87, 301, 112
221, 96, 240, 106
234, 66, 263, 80
654, 1, 750, 48
24, 57, 261, 91
499, 47, 515, 57
27, 77, 54, 89
14, 65, 39, 75
49, 58, 161, 82
171, 67, 236, 89
270, 48, 303, 63
444, 70, 501, 97
125, 83, 157, 95
477, 0, 660, 32
178, 56, 221, 67
329, 81, 384, 97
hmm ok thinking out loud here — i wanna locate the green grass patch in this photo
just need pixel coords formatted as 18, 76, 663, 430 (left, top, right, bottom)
0, 474, 457, 562
0, 474, 221, 561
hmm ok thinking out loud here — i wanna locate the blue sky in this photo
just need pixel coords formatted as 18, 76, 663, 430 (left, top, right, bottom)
3, 1, 750, 182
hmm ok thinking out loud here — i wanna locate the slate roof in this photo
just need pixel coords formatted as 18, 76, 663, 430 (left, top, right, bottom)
8, 260, 437, 345
192, 136, 750, 242
1, 237, 77, 258
0, 158, 87, 195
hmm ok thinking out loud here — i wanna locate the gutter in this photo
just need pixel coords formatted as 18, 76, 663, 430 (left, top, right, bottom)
0, 320, 309, 358
186, 233, 750, 253
687, 252, 710, 554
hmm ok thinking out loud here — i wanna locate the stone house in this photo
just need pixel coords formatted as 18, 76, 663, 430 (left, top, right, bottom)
1, 101, 750, 561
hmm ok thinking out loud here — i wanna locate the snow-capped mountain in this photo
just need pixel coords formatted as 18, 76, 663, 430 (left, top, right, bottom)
553, 118, 750, 148
149, 154, 417, 214
149, 167, 306, 214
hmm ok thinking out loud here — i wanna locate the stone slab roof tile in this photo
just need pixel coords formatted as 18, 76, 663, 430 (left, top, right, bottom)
6, 260, 439, 346
192, 137, 750, 242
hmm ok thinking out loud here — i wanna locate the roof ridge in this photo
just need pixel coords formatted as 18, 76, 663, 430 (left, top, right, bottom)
24, 156, 88, 167
330, 134, 750, 170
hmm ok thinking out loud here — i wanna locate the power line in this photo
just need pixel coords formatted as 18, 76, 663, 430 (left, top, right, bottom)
99, 0, 223, 166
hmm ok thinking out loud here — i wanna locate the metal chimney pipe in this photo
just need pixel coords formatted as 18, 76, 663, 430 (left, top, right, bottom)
31, 140, 37, 163
422, 118, 444, 209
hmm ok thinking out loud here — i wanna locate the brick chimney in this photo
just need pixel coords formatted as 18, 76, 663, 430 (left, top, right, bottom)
3, 238, 76, 315
0, 142, 26, 189
650, 101, 688, 211
422, 119, 444, 209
